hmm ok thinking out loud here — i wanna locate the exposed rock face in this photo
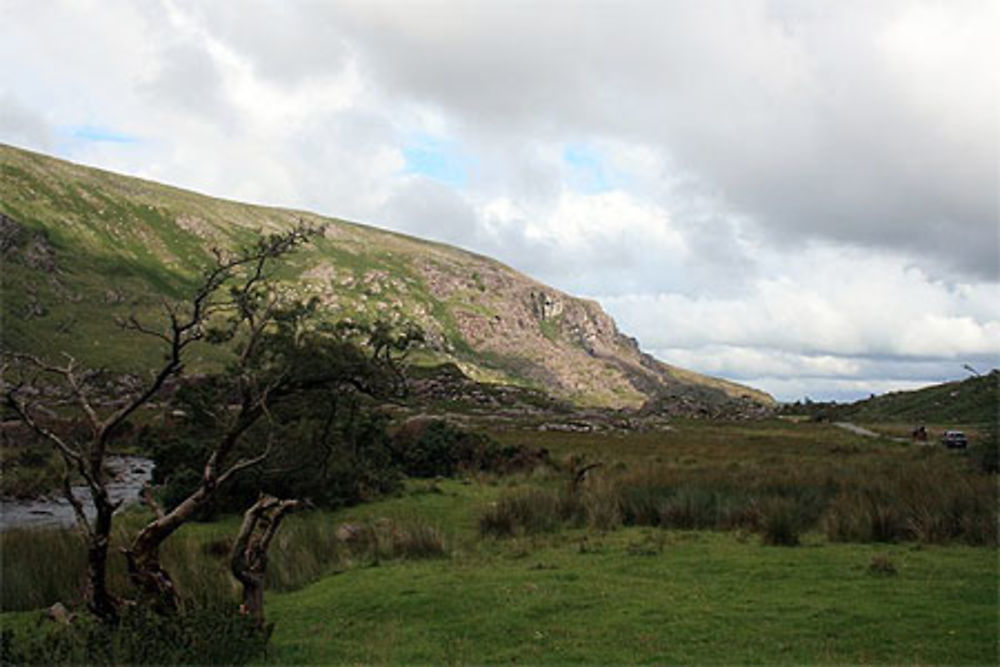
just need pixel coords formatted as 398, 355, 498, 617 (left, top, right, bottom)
530, 290, 564, 320
1, 213, 57, 271
0, 143, 774, 412
0, 213, 23, 255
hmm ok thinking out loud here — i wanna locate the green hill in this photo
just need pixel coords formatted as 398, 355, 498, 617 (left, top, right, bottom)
0, 143, 771, 411
784, 371, 998, 426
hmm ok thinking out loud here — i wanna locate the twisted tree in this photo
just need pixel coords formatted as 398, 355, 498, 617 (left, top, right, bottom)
3, 223, 419, 620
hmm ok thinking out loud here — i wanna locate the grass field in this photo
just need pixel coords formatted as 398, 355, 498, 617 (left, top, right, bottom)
266, 523, 997, 664
2, 420, 996, 664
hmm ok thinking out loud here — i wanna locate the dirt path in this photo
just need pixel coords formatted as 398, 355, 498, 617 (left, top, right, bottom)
833, 422, 909, 443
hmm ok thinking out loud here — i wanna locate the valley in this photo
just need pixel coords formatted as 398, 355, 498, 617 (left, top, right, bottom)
0, 145, 995, 665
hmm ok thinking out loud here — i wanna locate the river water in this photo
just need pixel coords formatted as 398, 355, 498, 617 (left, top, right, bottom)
0, 456, 154, 531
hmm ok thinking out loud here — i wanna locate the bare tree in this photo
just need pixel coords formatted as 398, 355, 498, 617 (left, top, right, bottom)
3, 225, 316, 622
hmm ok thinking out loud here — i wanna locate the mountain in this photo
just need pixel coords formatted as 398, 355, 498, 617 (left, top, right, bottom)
0, 143, 772, 411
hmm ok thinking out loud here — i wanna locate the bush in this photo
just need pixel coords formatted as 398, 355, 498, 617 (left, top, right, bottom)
394, 419, 549, 478
146, 400, 403, 517
0, 603, 267, 665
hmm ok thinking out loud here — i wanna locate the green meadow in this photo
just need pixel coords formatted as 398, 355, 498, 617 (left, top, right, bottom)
2, 419, 996, 664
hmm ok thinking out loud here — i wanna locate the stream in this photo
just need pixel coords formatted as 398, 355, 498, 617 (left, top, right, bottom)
0, 456, 154, 531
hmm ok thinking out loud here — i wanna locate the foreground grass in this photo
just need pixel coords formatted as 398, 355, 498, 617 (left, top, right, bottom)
265, 529, 997, 664
3, 421, 996, 663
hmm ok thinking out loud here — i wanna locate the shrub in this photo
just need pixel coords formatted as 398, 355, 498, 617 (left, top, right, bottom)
0, 602, 267, 665
147, 405, 403, 517
394, 419, 550, 478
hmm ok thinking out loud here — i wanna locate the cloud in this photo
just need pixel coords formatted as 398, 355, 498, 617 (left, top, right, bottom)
0, 0, 995, 401
311, 0, 998, 277
0, 94, 52, 150
602, 246, 1000, 357
603, 245, 1000, 399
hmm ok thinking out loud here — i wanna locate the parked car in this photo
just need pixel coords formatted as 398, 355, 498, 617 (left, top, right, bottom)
941, 430, 968, 448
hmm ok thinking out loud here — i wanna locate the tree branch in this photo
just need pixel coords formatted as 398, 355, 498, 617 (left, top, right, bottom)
216, 439, 273, 487
142, 483, 165, 520
60, 459, 93, 539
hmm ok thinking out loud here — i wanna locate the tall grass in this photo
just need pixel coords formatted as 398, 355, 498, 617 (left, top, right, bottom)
823, 461, 997, 545
0, 512, 450, 612
478, 450, 997, 547
479, 488, 582, 537
0, 528, 87, 611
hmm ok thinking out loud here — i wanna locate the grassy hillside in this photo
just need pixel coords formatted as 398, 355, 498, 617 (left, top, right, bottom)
0, 143, 771, 409
785, 371, 998, 427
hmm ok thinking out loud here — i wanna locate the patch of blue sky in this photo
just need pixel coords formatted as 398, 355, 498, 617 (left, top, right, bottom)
562, 142, 630, 194
64, 125, 139, 143
401, 133, 473, 188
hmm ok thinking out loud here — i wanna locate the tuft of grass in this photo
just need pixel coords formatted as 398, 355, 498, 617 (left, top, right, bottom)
868, 553, 898, 576
479, 488, 578, 537
758, 497, 805, 546
345, 517, 450, 564
0, 510, 453, 612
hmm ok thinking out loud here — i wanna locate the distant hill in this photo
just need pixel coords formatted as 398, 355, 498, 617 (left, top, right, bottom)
784, 371, 998, 426
0, 143, 772, 411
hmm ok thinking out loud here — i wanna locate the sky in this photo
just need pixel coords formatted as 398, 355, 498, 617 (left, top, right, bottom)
1, 0, 997, 402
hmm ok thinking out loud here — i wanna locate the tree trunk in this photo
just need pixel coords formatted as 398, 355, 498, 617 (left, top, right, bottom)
86, 501, 119, 623
230, 496, 301, 629
123, 485, 212, 611
122, 534, 179, 613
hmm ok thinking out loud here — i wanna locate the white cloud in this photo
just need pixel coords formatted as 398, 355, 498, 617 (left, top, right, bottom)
0, 0, 996, 401
603, 246, 1000, 357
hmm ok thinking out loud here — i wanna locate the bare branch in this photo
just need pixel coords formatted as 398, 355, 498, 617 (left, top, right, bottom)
217, 439, 273, 487
142, 483, 165, 520
60, 355, 102, 433
121, 315, 173, 345
5, 386, 85, 468
60, 461, 93, 539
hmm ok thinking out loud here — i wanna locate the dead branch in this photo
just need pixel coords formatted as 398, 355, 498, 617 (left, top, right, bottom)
61, 466, 93, 539
142, 483, 165, 520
